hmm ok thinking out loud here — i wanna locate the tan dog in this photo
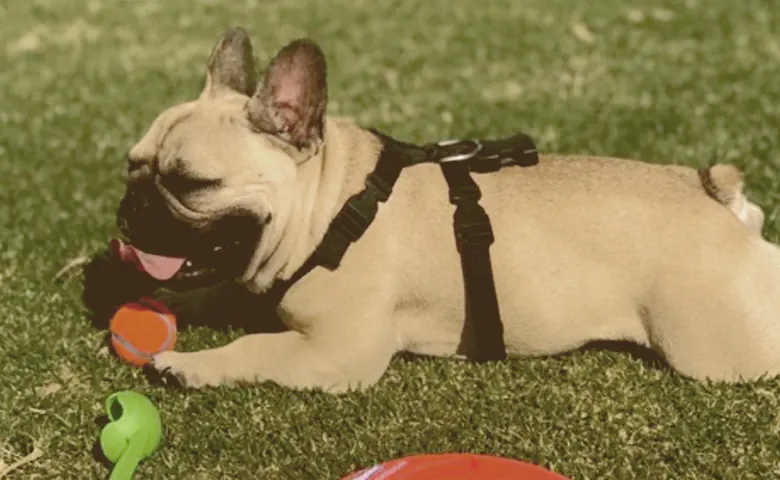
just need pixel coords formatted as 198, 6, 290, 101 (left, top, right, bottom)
116, 26, 778, 392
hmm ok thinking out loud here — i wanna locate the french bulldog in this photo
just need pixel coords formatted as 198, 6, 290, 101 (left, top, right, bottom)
115, 26, 777, 392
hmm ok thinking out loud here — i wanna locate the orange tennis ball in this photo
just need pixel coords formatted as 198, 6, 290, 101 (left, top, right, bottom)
109, 298, 177, 367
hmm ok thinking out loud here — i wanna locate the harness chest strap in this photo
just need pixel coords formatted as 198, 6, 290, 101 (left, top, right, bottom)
271, 130, 540, 363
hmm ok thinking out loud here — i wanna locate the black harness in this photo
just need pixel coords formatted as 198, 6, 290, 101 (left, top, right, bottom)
271, 130, 539, 362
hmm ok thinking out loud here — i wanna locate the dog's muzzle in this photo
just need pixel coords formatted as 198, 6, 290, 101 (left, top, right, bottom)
116, 180, 261, 290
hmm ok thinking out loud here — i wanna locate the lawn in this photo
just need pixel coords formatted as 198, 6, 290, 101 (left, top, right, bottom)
2, 0, 780, 478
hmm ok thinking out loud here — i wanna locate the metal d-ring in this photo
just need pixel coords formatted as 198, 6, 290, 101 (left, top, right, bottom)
436, 139, 483, 163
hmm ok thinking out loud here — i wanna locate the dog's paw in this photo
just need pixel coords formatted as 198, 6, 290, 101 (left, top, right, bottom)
152, 350, 226, 389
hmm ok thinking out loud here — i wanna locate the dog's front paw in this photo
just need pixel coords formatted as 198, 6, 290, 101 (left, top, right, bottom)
152, 350, 226, 389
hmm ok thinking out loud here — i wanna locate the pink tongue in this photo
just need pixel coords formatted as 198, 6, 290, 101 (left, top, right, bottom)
133, 249, 187, 281
111, 238, 186, 281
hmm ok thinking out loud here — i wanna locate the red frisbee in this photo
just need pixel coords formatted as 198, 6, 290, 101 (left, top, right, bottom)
340, 454, 569, 480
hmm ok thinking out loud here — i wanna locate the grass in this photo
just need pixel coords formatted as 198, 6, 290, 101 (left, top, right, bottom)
2, 0, 780, 478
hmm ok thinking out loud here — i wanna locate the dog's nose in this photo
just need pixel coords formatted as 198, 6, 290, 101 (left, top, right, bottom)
116, 214, 131, 237
115, 181, 198, 256
116, 181, 159, 237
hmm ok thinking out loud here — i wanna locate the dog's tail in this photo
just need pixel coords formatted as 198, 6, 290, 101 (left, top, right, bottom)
698, 164, 744, 206
698, 164, 764, 234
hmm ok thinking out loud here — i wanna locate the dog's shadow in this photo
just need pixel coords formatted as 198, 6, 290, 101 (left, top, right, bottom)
91, 414, 113, 475
80, 249, 287, 336
398, 341, 669, 373
575, 339, 669, 371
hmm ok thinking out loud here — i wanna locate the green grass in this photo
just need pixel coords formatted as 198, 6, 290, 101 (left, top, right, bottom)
2, 0, 780, 478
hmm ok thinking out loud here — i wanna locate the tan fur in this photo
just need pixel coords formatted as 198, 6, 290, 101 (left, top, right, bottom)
129, 29, 780, 392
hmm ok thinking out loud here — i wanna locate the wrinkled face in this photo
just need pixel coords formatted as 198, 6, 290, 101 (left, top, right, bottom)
116, 27, 328, 290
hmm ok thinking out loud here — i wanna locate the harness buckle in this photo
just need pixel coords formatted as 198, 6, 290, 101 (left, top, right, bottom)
434, 134, 539, 173
436, 139, 483, 163
454, 203, 495, 249
365, 173, 393, 203
332, 180, 387, 242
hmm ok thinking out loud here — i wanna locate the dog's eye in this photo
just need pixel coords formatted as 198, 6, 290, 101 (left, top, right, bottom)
160, 173, 221, 195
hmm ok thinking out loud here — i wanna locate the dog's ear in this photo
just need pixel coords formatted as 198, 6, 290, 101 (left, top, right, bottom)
246, 38, 327, 151
201, 26, 258, 97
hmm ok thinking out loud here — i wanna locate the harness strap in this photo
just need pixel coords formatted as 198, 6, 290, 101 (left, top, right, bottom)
439, 160, 506, 361
315, 140, 405, 270
270, 131, 421, 291
270, 129, 539, 363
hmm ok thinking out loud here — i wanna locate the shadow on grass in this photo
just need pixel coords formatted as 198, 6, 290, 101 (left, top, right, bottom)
80, 248, 287, 335
395, 340, 671, 375
80, 248, 288, 388
91, 414, 112, 476
577, 339, 670, 372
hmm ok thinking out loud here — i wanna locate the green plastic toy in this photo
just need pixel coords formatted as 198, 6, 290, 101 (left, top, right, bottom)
99, 391, 163, 480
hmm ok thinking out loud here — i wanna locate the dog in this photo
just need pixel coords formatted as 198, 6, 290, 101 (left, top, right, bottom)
115, 26, 777, 392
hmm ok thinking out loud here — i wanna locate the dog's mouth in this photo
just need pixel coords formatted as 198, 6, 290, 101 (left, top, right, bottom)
113, 237, 244, 279
112, 216, 259, 290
